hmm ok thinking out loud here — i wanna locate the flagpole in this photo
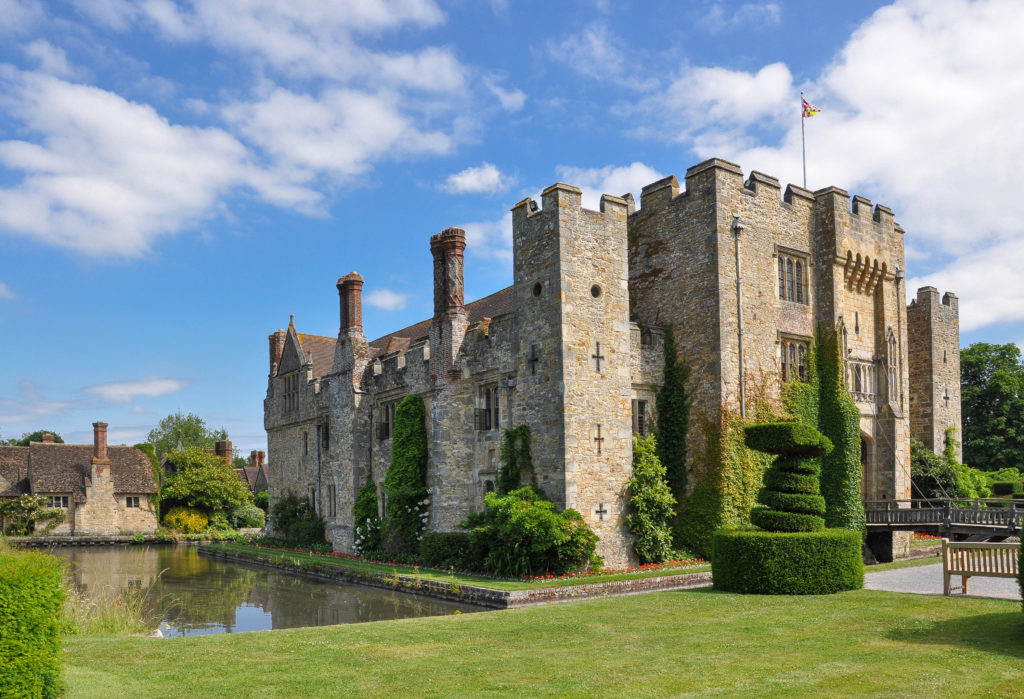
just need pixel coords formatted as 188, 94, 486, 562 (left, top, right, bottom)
801, 91, 807, 189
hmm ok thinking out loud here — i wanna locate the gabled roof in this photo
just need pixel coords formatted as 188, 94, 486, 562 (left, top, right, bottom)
0, 446, 29, 496
368, 285, 514, 358
297, 333, 336, 380
28, 444, 158, 501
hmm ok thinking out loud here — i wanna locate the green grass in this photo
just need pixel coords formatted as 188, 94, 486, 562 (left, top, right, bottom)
63, 588, 1023, 697
203, 542, 710, 591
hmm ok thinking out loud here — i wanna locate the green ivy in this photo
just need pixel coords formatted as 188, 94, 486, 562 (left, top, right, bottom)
782, 328, 865, 534
656, 325, 691, 505
497, 424, 535, 495
383, 394, 429, 554
626, 435, 676, 564
133, 442, 161, 519
352, 478, 382, 554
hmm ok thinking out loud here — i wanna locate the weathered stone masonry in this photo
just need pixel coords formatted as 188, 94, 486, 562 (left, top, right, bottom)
265, 157, 961, 565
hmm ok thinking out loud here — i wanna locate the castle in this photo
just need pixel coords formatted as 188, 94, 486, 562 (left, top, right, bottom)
264, 158, 961, 566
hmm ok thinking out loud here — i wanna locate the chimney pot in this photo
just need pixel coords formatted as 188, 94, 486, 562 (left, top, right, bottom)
215, 440, 233, 465
92, 422, 108, 461
430, 227, 466, 316
336, 272, 364, 333
41, 433, 54, 444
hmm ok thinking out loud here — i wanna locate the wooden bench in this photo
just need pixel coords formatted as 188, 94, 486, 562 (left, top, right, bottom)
942, 539, 1020, 596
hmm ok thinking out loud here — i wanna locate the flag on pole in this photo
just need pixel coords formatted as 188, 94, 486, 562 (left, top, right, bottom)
802, 97, 821, 118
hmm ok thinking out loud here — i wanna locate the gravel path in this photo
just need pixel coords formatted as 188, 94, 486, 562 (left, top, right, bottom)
865, 561, 1021, 601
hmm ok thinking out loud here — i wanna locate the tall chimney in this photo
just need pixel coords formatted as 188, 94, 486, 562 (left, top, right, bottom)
336, 272, 364, 333
430, 227, 466, 316
92, 422, 108, 461
250, 450, 266, 469
268, 329, 286, 375
41, 433, 54, 444
215, 440, 233, 465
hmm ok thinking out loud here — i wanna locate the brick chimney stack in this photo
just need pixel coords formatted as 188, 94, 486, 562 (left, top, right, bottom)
215, 440, 233, 465
336, 272, 364, 334
92, 422, 108, 462
250, 450, 266, 469
430, 227, 467, 316
41, 433, 54, 444
268, 329, 286, 375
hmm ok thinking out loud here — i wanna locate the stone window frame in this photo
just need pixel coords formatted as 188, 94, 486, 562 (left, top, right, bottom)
48, 495, 69, 509
848, 357, 877, 403
886, 327, 900, 405
475, 380, 501, 433
326, 483, 337, 518
774, 245, 810, 305
376, 394, 403, 441
281, 371, 300, 414
125, 496, 140, 508
778, 332, 810, 383
631, 397, 652, 437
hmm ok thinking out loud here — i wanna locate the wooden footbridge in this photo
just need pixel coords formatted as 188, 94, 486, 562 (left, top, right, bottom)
864, 499, 1023, 541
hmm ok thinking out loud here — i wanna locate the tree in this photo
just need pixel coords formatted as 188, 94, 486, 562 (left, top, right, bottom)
961, 342, 1024, 472
161, 447, 251, 514
626, 435, 676, 564
147, 412, 228, 458
8, 430, 64, 446
655, 325, 691, 506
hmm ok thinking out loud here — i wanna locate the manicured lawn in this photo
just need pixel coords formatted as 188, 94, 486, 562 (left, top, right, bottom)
202, 542, 710, 590
63, 588, 1023, 697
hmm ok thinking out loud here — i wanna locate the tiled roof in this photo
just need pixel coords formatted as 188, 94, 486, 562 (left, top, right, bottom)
368, 285, 514, 357
28, 444, 158, 501
297, 333, 337, 380
0, 446, 30, 496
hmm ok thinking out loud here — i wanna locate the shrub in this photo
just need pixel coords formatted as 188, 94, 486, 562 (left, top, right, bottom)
656, 325, 691, 504
161, 447, 252, 512
162, 506, 208, 534
991, 482, 1016, 496
254, 490, 269, 514
712, 529, 863, 594
383, 395, 430, 554
461, 487, 598, 577
420, 532, 472, 569
0, 548, 65, 697
229, 502, 266, 529
497, 424, 535, 495
206, 511, 232, 532
911, 435, 991, 500
746, 421, 831, 533
269, 493, 325, 548
626, 435, 676, 564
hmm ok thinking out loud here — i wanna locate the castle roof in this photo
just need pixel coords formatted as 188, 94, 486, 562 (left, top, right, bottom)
368, 285, 514, 357
296, 332, 337, 380
24, 443, 158, 501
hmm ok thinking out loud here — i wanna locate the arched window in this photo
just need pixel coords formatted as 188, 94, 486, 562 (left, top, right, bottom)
780, 338, 809, 382
795, 261, 804, 303
777, 252, 809, 305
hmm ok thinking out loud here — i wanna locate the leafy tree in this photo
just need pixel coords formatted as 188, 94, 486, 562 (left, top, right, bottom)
161, 447, 251, 514
626, 435, 676, 564
382, 395, 429, 554
656, 325, 691, 506
147, 412, 228, 459
232, 456, 248, 471
961, 342, 1024, 472
910, 433, 990, 500
9, 430, 64, 446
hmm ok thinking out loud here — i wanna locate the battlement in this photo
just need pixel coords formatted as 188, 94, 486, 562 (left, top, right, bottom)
511, 182, 631, 225
909, 286, 959, 314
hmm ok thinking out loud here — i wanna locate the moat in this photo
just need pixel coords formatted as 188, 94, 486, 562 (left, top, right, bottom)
54, 544, 479, 637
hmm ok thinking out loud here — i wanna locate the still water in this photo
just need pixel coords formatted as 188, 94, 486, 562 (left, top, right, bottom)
55, 544, 479, 637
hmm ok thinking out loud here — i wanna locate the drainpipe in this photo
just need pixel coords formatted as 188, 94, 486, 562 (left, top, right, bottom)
894, 265, 905, 409
733, 213, 747, 420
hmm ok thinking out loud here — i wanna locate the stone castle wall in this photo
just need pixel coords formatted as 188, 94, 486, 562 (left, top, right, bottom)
907, 287, 962, 460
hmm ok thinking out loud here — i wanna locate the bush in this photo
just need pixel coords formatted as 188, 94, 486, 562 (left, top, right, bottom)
270, 493, 325, 547
461, 487, 598, 577
206, 511, 232, 531
626, 435, 676, 564
161, 447, 253, 512
383, 395, 430, 554
712, 529, 863, 594
162, 506, 208, 534
420, 532, 472, 569
0, 548, 65, 697
254, 490, 269, 514
229, 502, 266, 529
991, 482, 1016, 496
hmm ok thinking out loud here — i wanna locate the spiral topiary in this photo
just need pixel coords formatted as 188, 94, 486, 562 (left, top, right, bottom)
746, 422, 831, 533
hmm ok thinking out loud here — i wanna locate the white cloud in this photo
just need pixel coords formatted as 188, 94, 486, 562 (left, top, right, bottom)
85, 377, 191, 403
484, 77, 526, 112
547, 23, 628, 82
23, 40, 74, 78
365, 288, 409, 311
699, 3, 781, 34
0, 68, 293, 256
0, 0, 44, 36
554, 162, 664, 210
0, 282, 14, 300
0, 380, 76, 424
442, 162, 514, 195
462, 211, 512, 263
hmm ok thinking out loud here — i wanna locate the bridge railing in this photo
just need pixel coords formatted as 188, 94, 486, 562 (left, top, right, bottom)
863, 498, 1022, 533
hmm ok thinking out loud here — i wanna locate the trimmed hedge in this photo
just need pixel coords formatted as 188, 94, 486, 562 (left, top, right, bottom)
0, 548, 65, 697
763, 469, 819, 494
744, 422, 830, 533
744, 422, 833, 457
991, 482, 1016, 496
749, 509, 825, 533
712, 529, 863, 594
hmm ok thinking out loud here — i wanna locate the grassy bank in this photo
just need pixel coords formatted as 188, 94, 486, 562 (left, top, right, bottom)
202, 542, 710, 591
64, 588, 1023, 697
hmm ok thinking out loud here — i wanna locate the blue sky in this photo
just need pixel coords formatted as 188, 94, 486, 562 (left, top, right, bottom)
1, 0, 1022, 453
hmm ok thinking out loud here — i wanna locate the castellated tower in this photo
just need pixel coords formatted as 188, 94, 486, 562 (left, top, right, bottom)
512, 184, 636, 565
907, 287, 962, 460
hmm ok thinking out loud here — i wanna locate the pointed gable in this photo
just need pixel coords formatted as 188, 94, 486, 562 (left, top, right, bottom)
277, 315, 307, 375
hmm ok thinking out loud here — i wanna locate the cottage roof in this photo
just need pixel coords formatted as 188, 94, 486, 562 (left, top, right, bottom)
368, 285, 514, 357
27, 444, 158, 501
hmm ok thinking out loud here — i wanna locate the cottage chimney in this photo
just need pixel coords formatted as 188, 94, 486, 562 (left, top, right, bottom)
41, 433, 54, 444
250, 450, 266, 469
336, 272, 364, 334
215, 440, 233, 465
268, 329, 286, 375
92, 421, 108, 462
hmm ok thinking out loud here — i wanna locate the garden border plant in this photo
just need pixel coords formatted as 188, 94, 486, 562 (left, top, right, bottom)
712, 421, 863, 594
